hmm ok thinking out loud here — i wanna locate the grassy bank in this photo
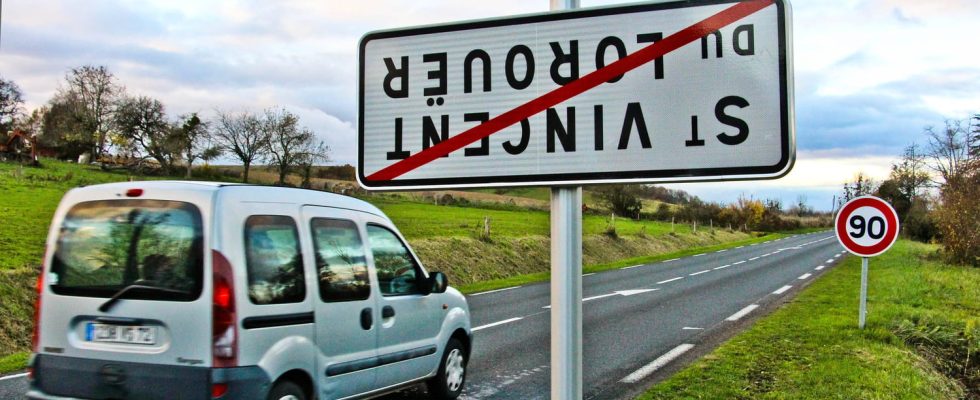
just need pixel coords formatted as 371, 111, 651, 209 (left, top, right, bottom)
639, 240, 980, 399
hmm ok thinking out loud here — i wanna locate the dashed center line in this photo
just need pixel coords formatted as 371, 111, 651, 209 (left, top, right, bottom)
473, 317, 523, 331
773, 285, 793, 294
620, 344, 695, 384
689, 270, 710, 276
657, 277, 684, 285
826, 259, 835, 263
815, 265, 825, 271
733, 261, 746, 265
798, 273, 812, 280
726, 304, 759, 321
749, 257, 760, 261
714, 264, 731, 270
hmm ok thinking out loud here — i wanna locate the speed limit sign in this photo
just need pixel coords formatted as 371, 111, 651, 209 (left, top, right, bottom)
835, 195, 899, 329
835, 196, 899, 257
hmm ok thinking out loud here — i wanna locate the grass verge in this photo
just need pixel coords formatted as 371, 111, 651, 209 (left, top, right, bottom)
638, 240, 979, 399
458, 232, 791, 294
0, 352, 28, 375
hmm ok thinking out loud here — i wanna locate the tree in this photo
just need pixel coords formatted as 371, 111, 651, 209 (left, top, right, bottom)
264, 108, 313, 186
0, 77, 25, 133
592, 184, 644, 218
297, 139, 331, 189
58, 65, 124, 158
794, 194, 811, 217
113, 96, 175, 172
170, 113, 220, 178
969, 114, 979, 159
41, 98, 93, 159
839, 172, 878, 207
213, 110, 268, 183
924, 119, 970, 185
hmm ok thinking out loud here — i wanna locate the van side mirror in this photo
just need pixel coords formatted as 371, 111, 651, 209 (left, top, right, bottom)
430, 272, 448, 294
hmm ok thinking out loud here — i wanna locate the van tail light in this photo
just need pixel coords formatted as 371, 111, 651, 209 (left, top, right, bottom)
211, 250, 237, 368
211, 383, 229, 398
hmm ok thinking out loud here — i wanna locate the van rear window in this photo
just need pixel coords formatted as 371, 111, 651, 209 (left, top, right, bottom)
50, 200, 203, 301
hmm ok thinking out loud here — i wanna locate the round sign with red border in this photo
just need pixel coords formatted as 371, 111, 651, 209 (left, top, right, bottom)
835, 196, 900, 257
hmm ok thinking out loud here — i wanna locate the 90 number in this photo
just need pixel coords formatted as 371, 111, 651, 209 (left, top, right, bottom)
848, 215, 885, 240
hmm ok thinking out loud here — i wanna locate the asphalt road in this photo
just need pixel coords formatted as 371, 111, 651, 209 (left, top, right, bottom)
0, 231, 846, 399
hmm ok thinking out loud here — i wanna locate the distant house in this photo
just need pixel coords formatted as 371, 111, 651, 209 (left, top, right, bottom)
0, 129, 56, 162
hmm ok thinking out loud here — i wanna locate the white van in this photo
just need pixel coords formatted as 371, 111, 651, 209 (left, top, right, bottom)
27, 181, 472, 400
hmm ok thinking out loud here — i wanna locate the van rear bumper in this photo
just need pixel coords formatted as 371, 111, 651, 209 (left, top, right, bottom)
28, 354, 269, 400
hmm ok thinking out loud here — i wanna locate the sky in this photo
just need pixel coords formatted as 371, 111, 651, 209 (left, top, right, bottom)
1, 0, 977, 210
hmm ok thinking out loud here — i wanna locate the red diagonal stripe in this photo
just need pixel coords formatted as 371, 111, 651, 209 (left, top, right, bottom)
366, 0, 774, 182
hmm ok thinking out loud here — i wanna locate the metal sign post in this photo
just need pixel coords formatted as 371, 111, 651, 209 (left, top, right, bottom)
859, 257, 868, 329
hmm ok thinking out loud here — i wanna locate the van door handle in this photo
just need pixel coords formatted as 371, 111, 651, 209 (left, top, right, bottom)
360, 308, 373, 330
382, 306, 395, 319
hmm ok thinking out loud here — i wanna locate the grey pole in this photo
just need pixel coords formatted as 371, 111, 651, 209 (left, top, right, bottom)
859, 257, 868, 329
551, 186, 582, 400
550, 2, 581, 398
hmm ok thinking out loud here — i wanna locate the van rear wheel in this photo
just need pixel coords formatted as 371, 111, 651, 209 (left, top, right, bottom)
267, 380, 307, 400
426, 338, 467, 399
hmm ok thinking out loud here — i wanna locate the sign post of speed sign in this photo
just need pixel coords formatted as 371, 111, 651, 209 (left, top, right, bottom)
835, 196, 900, 329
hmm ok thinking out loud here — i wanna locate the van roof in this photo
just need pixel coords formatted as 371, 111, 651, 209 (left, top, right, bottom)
69, 180, 387, 219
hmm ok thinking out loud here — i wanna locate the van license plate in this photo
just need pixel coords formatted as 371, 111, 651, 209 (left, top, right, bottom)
86, 323, 156, 345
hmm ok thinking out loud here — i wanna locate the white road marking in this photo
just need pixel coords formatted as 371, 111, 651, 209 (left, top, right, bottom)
682, 326, 704, 330
834, 254, 841, 258
733, 261, 746, 265
583, 293, 619, 302
773, 285, 793, 294
761, 253, 771, 257
470, 286, 521, 296
0, 372, 28, 381
662, 258, 679, 263
689, 270, 710, 276
693, 253, 706, 257
815, 265, 825, 271
657, 277, 684, 285
749, 257, 760, 261
798, 273, 812, 280
826, 259, 835, 263
620, 344, 695, 383
736, 246, 745, 249
716, 249, 728, 253
473, 317, 524, 331
713, 264, 731, 270
623, 264, 643, 270
726, 304, 760, 321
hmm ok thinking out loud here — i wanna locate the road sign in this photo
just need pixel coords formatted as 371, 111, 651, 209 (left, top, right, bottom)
358, 0, 795, 190
834, 195, 899, 330
835, 196, 900, 258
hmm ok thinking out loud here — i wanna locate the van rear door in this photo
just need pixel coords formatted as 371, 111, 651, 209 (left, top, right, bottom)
34, 189, 214, 399
302, 206, 379, 398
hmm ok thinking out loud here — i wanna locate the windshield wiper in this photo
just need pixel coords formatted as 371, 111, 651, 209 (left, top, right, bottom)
99, 284, 190, 313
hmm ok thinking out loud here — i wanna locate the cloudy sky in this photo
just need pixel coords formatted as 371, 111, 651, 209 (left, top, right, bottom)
1, 0, 977, 210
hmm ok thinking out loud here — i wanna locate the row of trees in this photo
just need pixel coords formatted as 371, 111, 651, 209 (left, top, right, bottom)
1, 66, 330, 184
592, 184, 824, 233
841, 115, 978, 266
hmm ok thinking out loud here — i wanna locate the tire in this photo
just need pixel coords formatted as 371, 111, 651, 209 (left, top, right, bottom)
267, 380, 307, 400
426, 338, 468, 399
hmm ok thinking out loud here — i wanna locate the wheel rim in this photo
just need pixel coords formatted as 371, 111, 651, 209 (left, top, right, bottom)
445, 348, 465, 392
277, 396, 300, 400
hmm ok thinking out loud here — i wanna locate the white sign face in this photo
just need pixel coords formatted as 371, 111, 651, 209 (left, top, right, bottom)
358, 0, 794, 190
835, 196, 900, 257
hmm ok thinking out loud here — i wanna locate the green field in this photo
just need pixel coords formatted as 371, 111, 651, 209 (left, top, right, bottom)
639, 240, 980, 399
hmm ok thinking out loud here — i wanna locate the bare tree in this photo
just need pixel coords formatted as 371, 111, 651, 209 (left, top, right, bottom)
839, 172, 877, 207
0, 77, 25, 133
170, 113, 220, 178
264, 108, 313, 185
297, 139, 331, 188
213, 110, 267, 183
924, 119, 970, 184
59, 66, 124, 159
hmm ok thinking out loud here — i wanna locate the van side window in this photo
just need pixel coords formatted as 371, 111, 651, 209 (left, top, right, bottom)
310, 218, 370, 302
366, 225, 421, 296
244, 215, 306, 304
